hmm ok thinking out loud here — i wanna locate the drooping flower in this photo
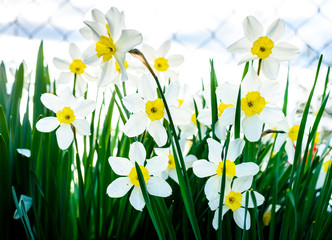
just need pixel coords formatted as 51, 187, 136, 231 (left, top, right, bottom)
192, 138, 259, 200
219, 67, 284, 142
13, 195, 32, 220
316, 157, 332, 189
209, 176, 265, 230
53, 43, 96, 96
262, 204, 281, 226
82, 7, 143, 83
141, 41, 184, 83
106, 142, 172, 211
227, 16, 299, 79
36, 88, 96, 150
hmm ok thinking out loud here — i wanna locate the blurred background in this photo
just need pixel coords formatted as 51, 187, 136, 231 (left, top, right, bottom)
0, 0, 331, 128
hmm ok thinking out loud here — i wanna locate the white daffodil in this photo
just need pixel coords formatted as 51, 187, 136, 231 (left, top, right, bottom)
228, 16, 299, 79
82, 7, 143, 83
53, 43, 96, 96
219, 67, 284, 142
141, 41, 184, 83
122, 75, 187, 147
13, 195, 32, 220
262, 204, 281, 226
192, 138, 259, 201
154, 138, 197, 184
36, 88, 96, 150
107, 142, 172, 211
209, 176, 265, 230
17, 148, 31, 158
316, 158, 332, 189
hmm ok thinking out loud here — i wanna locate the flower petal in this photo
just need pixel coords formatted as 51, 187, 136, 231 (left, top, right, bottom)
53, 58, 70, 70
168, 55, 184, 67
146, 156, 168, 175
106, 177, 132, 198
216, 82, 239, 105
227, 138, 245, 162
204, 175, 221, 200
129, 142, 146, 165
219, 107, 236, 126
164, 81, 180, 106
72, 119, 90, 135
40, 93, 62, 113
242, 191, 265, 208
197, 109, 212, 126
84, 20, 106, 39
259, 107, 284, 124
114, 52, 128, 81
158, 41, 171, 57
262, 58, 280, 80
242, 115, 263, 142
233, 208, 251, 230
58, 87, 76, 108
105, 7, 125, 41
116, 29, 143, 53
91, 8, 107, 24
109, 157, 133, 176
138, 74, 156, 101
147, 176, 172, 197
192, 160, 217, 178
147, 120, 167, 147
236, 162, 259, 178
215, 120, 227, 141
232, 176, 253, 193
98, 60, 116, 87
212, 206, 230, 230
227, 37, 252, 53
129, 186, 145, 211
123, 112, 149, 137
207, 138, 222, 164
241, 66, 262, 95
82, 44, 99, 65
238, 54, 258, 65
74, 99, 96, 118
69, 43, 81, 60
272, 42, 300, 61
36, 117, 60, 133
285, 139, 295, 164
56, 123, 74, 150
122, 94, 146, 113
57, 72, 73, 85
243, 16, 263, 42
266, 19, 285, 42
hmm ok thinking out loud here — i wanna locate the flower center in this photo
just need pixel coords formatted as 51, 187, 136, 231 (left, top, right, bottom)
323, 160, 332, 173
216, 159, 236, 177
56, 107, 75, 124
191, 113, 197, 126
241, 91, 267, 117
115, 61, 129, 73
128, 165, 150, 186
314, 132, 320, 145
218, 102, 234, 117
251, 36, 274, 59
263, 211, 272, 226
69, 59, 86, 75
168, 154, 176, 169
146, 98, 165, 121
106, 24, 111, 36
96, 35, 116, 62
178, 99, 184, 107
154, 57, 169, 72
288, 125, 300, 142
225, 191, 242, 211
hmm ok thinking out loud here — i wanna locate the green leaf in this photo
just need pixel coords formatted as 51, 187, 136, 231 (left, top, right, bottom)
210, 60, 218, 139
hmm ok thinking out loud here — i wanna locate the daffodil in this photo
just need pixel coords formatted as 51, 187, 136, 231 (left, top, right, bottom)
13, 195, 32, 220
36, 88, 96, 150
122, 75, 187, 146
192, 138, 259, 200
219, 67, 284, 142
209, 176, 265, 230
316, 157, 332, 189
228, 16, 299, 79
82, 7, 143, 83
107, 142, 172, 211
141, 41, 184, 83
53, 43, 96, 96
262, 204, 281, 226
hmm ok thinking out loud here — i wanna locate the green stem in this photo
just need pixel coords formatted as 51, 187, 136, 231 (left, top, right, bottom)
257, 59, 262, 76
73, 74, 77, 96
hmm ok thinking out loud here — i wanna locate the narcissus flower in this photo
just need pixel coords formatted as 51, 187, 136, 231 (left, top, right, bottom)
209, 176, 265, 230
13, 195, 32, 220
53, 43, 96, 96
316, 157, 332, 189
228, 16, 299, 79
107, 142, 172, 211
192, 138, 259, 200
141, 41, 184, 82
219, 67, 284, 142
36, 88, 96, 150
82, 7, 143, 83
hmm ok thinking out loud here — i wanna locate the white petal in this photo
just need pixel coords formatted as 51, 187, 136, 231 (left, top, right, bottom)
274, 133, 288, 152
69, 43, 81, 60
207, 138, 222, 164
98, 60, 116, 87
215, 120, 227, 141
204, 175, 221, 200
262, 58, 280, 80
238, 54, 258, 65
219, 107, 236, 126
168, 55, 184, 67
84, 20, 106, 39
164, 81, 179, 106
36, 117, 60, 133
116, 29, 143, 53
233, 208, 251, 230
122, 94, 146, 113
138, 75, 156, 101
154, 147, 169, 157
272, 42, 300, 61
108, 157, 133, 175
75, 75, 87, 97
197, 109, 212, 126
241, 66, 262, 94
285, 139, 295, 164
232, 176, 253, 193
242, 191, 265, 207
141, 44, 157, 60
169, 106, 190, 125
74, 99, 96, 118
56, 123, 74, 150
169, 170, 179, 184
123, 113, 149, 137
17, 148, 31, 158
57, 72, 74, 84
192, 160, 217, 178
266, 19, 285, 42
82, 44, 99, 65
259, 107, 284, 124
147, 177, 172, 197
91, 8, 107, 24
216, 82, 239, 105
13, 195, 32, 220
40, 93, 62, 113
242, 115, 263, 142
53, 58, 70, 70
212, 206, 230, 230
79, 26, 93, 40
227, 138, 245, 162
235, 162, 259, 178
129, 142, 146, 165
147, 120, 167, 147
105, 7, 125, 41
227, 37, 252, 53
146, 156, 168, 175
158, 41, 171, 57
243, 16, 263, 42
58, 88, 76, 108
129, 186, 145, 211
72, 119, 90, 135
106, 177, 132, 198
114, 52, 128, 81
